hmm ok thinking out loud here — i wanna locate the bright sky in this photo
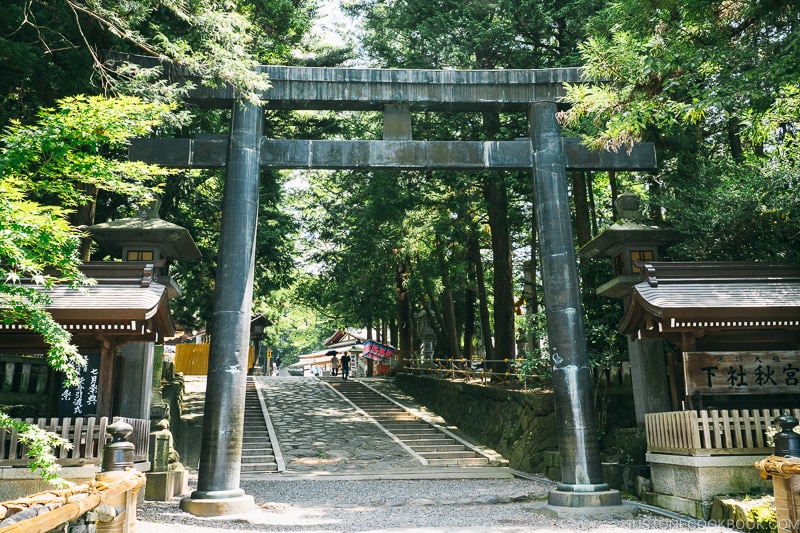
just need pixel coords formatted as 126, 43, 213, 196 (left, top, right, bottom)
311, 0, 350, 47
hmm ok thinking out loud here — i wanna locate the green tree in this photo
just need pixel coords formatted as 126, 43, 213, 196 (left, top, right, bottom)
335, 0, 606, 373
2, 0, 271, 109
0, 95, 172, 483
560, 0, 800, 260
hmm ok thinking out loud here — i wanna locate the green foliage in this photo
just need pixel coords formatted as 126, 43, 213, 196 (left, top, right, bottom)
0, 413, 73, 486
345, 0, 601, 69
0, 180, 86, 384
2, 95, 173, 209
516, 310, 551, 384
5, 0, 269, 103
661, 156, 800, 262
0, 95, 175, 484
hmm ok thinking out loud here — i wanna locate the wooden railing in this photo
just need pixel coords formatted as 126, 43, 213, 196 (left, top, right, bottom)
0, 416, 149, 466
645, 408, 800, 456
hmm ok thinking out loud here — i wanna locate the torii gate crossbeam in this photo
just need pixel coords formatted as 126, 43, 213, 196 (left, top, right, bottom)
130, 62, 655, 515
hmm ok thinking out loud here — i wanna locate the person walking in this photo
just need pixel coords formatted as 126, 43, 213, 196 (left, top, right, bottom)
329, 351, 340, 377
340, 352, 351, 380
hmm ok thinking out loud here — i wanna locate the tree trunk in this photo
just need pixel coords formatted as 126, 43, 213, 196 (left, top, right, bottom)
396, 262, 412, 366
469, 228, 493, 362
483, 172, 515, 374
587, 172, 598, 236
608, 170, 618, 221
571, 171, 592, 247
728, 119, 744, 163
439, 249, 462, 360
70, 183, 98, 261
423, 280, 447, 353
463, 265, 476, 360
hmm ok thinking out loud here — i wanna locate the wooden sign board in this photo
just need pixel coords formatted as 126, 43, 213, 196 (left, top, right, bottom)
684, 351, 800, 395
57, 353, 100, 417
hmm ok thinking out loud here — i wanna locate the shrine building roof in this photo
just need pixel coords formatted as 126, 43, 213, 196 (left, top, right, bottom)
619, 262, 800, 338
1, 261, 174, 341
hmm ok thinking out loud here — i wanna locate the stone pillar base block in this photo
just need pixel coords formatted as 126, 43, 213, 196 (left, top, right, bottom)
180, 494, 255, 517
145, 470, 188, 501
548, 488, 623, 507
528, 500, 637, 521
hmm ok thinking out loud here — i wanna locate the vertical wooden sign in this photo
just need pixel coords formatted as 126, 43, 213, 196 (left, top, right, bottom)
58, 353, 101, 417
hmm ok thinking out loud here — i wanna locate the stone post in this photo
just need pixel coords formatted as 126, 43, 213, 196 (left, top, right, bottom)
529, 102, 620, 507
96, 421, 141, 532
181, 98, 261, 517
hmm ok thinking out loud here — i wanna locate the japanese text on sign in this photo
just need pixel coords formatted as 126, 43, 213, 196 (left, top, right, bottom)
684, 351, 800, 395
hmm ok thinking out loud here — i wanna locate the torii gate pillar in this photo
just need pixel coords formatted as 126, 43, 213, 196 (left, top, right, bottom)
180, 99, 261, 516
530, 102, 620, 507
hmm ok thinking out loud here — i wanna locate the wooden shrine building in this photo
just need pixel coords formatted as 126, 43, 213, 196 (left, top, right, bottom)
0, 261, 175, 420
0, 205, 198, 496
619, 260, 800, 518
620, 261, 800, 412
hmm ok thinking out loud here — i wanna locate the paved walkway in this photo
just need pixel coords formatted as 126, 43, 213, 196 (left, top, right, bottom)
256, 376, 423, 476
136, 376, 737, 532
252, 376, 509, 478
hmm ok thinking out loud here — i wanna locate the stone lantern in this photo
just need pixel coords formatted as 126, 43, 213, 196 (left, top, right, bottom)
577, 192, 682, 425
415, 311, 436, 362
249, 314, 271, 375
87, 198, 200, 420
88, 198, 201, 271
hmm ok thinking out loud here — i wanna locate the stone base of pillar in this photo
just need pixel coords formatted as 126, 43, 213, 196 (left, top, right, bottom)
547, 486, 622, 508
145, 470, 188, 501
180, 494, 255, 517
529, 497, 636, 520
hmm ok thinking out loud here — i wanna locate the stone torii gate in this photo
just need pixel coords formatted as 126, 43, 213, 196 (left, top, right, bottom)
130, 65, 656, 515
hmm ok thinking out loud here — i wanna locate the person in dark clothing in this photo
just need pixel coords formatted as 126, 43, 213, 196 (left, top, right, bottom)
340, 353, 351, 380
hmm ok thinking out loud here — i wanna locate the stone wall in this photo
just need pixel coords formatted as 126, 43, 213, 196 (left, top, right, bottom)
393, 374, 559, 474
393, 374, 638, 476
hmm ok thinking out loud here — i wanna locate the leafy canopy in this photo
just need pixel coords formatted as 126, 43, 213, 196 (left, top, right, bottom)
1, 95, 174, 483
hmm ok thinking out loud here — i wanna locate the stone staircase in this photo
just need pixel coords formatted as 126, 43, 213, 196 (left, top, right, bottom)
325, 379, 490, 466
241, 378, 278, 473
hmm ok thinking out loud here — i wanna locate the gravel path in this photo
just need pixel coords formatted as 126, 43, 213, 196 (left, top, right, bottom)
139, 376, 739, 532
135, 476, 739, 533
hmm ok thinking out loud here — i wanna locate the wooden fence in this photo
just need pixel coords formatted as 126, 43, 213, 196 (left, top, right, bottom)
645, 408, 800, 456
0, 416, 149, 466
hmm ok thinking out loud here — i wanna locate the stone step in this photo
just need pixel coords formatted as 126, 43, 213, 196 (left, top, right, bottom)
240, 463, 279, 472
408, 444, 467, 453
372, 414, 418, 421
392, 430, 441, 438
378, 422, 427, 430
396, 438, 455, 447
426, 457, 489, 467
242, 442, 272, 455
241, 454, 275, 463
418, 450, 475, 459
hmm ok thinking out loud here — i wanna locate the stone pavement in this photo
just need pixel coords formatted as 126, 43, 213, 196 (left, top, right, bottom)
250, 375, 510, 479
135, 376, 738, 532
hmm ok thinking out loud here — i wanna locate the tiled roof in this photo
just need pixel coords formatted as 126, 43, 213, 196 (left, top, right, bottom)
620, 262, 800, 336
1, 262, 174, 340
